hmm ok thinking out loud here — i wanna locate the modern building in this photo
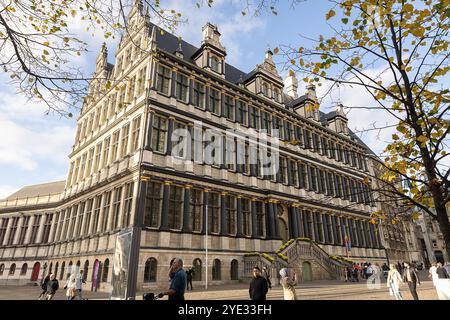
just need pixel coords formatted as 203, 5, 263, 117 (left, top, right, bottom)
0, 2, 387, 293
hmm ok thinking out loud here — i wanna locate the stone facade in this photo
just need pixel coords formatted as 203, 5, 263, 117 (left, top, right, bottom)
0, 2, 388, 293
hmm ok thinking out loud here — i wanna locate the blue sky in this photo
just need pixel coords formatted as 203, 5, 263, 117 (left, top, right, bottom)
0, 0, 426, 198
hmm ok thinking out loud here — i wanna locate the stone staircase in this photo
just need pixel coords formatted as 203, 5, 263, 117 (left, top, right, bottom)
243, 238, 351, 282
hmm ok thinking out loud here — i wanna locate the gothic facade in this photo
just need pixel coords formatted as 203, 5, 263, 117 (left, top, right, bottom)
0, 3, 387, 292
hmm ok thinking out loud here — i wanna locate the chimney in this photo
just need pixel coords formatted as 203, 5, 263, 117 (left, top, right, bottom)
306, 84, 317, 101
284, 71, 298, 99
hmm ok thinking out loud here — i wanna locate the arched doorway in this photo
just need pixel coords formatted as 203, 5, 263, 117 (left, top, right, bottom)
278, 218, 289, 243
31, 262, 40, 281
192, 259, 202, 281
92, 259, 100, 292
83, 260, 89, 281
302, 261, 312, 281
230, 260, 239, 280
434, 251, 444, 264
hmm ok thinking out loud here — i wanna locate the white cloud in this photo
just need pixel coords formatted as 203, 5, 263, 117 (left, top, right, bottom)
0, 185, 19, 200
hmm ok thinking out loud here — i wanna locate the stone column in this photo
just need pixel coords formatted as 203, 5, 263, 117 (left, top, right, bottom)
297, 207, 305, 238
35, 214, 46, 244
201, 189, 209, 234
322, 213, 329, 244
160, 181, 171, 230
181, 185, 191, 232
272, 200, 280, 239
96, 194, 107, 233
47, 213, 58, 243
251, 199, 258, 237
288, 206, 295, 239
2, 218, 13, 246
220, 192, 228, 235
13, 216, 25, 245
312, 212, 319, 242
236, 196, 243, 237
330, 214, 337, 245
88, 198, 98, 235
24, 215, 35, 245
106, 189, 117, 232
80, 204, 89, 238
117, 186, 127, 229
145, 112, 154, 150
166, 117, 175, 156
72, 204, 83, 239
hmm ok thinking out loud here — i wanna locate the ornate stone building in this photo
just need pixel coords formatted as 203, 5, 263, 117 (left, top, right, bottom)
0, 2, 387, 292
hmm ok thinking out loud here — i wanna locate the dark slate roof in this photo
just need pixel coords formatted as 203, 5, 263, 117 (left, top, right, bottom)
5, 181, 66, 200
286, 94, 308, 108
150, 23, 376, 156
151, 24, 247, 84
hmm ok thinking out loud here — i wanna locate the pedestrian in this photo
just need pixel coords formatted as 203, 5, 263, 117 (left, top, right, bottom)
279, 268, 297, 300
387, 264, 403, 300
444, 262, 450, 276
435, 262, 450, 300
366, 263, 373, 279
249, 266, 268, 301
158, 258, 187, 300
262, 266, 272, 289
38, 273, 50, 300
64, 275, 77, 300
75, 270, 86, 300
186, 267, 194, 291
46, 273, 59, 300
403, 262, 420, 300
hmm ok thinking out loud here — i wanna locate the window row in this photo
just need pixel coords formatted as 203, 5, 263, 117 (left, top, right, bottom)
143, 257, 239, 282
52, 182, 135, 243
0, 214, 53, 247
144, 181, 265, 237
69, 115, 142, 186
76, 65, 147, 144
154, 64, 367, 171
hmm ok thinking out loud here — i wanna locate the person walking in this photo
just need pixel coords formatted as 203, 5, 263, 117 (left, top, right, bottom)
249, 266, 268, 301
387, 264, 403, 300
38, 273, 50, 300
403, 262, 420, 300
158, 258, 187, 300
262, 266, 272, 289
64, 275, 77, 300
186, 267, 194, 291
75, 270, 86, 300
435, 262, 450, 300
46, 274, 59, 300
279, 268, 297, 300
444, 262, 450, 276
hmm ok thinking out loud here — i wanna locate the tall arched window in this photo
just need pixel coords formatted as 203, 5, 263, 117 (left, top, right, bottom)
60, 262, 65, 280
83, 260, 89, 281
193, 259, 202, 281
212, 259, 221, 280
67, 261, 73, 279
262, 83, 269, 97
0, 264, 5, 276
230, 260, 239, 280
9, 263, 16, 275
49, 262, 53, 274
20, 263, 28, 276
144, 258, 157, 283
210, 56, 220, 73
102, 259, 109, 282
54, 262, 59, 278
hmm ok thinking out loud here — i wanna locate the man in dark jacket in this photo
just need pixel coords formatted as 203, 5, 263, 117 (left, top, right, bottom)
403, 262, 420, 300
186, 267, 194, 291
38, 273, 50, 300
249, 266, 268, 301
46, 273, 59, 300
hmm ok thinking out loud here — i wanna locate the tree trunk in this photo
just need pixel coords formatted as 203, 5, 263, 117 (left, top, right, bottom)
435, 202, 450, 262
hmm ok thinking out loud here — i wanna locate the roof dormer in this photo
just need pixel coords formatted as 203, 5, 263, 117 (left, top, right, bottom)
192, 23, 226, 78
243, 49, 284, 104
327, 103, 349, 135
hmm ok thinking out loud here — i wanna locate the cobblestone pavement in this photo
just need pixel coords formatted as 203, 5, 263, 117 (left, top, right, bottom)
0, 279, 440, 300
